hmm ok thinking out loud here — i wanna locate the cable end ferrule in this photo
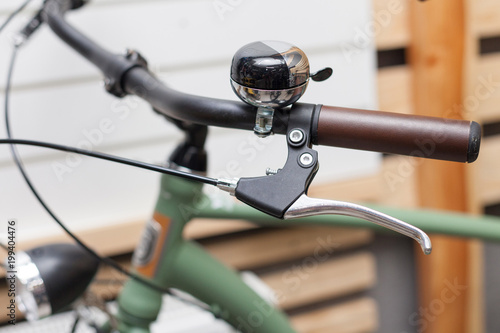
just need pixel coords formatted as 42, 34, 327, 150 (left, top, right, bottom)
217, 178, 239, 195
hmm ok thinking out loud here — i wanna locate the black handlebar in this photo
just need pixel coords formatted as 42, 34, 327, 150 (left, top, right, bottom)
122, 67, 260, 132
41, 0, 481, 163
42, 0, 265, 131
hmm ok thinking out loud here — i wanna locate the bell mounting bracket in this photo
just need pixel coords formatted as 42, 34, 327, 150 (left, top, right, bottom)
234, 103, 321, 218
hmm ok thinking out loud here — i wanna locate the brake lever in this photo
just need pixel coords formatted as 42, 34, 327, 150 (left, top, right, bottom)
284, 194, 432, 254
217, 103, 432, 255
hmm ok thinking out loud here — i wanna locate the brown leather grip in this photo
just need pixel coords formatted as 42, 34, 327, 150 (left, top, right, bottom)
315, 106, 481, 163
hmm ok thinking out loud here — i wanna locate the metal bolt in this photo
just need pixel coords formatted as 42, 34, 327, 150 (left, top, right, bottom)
254, 107, 274, 138
266, 168, 280, 175
299, 153, 314, 166
289, 129, 304, 144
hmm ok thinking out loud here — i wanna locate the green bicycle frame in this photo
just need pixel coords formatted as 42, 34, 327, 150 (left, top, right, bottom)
115, 174, 296, 333
114, 173, 500, 333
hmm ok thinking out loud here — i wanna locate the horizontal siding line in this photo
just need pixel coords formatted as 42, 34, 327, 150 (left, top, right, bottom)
2, 44, 367, 92
0, 132, 179, 168
88, 0, 195, 9
0, 0, 190, 17
0, 124, 246, 168
287, 291, 374, 317
2, 74, 101, 93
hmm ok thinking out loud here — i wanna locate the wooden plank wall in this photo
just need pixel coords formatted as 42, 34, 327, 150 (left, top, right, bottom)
372, 0, 500, 331
467, 1, 500, 331
369, 0, 500, 332
472, 0, 500, 210
410, 2, 473, 333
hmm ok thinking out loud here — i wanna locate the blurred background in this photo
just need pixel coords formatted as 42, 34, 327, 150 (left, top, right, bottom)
0, 0, 499, 332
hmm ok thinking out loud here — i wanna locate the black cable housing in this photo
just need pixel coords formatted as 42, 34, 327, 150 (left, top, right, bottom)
3, 43, 213, 314
0, 138, 218, 185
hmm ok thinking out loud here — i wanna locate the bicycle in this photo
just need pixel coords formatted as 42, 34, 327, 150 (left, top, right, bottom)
2, 0, 500, 332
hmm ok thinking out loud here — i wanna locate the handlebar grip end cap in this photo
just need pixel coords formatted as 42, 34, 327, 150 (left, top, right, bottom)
467, 121, 481, 163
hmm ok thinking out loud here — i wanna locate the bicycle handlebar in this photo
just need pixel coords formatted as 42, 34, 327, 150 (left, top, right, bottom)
42, 0, 481, 163
121, 67, 258, 131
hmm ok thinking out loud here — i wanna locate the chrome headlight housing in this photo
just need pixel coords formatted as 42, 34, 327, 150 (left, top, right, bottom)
6, 243, 99, 321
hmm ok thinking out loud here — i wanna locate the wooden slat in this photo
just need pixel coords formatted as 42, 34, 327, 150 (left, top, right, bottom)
291, 297, 378, 333
5, 219, 256, 256
0, 218, 259, 280
309, 156, 418, 209
377, 156, 418, 208
373, 0, 411, 49
463, 0, 483, 211
185, 218, 256, 239
261, 252, 376, 310
409, 1, 475, 332
82, 252, 376, 311
477, 136, 500, 205
203, 227, 373, 270
308, 172, 381, 203
88, 252, 376, 311
463, 2, 485, 330
9, 220, 145, 256
473, 0, 500, 37
377, 66, 413, 114
476, 54, 500, 123
1, 254, 377, 326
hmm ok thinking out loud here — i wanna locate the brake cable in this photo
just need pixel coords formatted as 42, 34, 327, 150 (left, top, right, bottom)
3, 40, 215, 314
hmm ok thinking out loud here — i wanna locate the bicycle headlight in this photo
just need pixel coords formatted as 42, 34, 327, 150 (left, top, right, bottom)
6, 243, 100, 321
14, 251, 51, 320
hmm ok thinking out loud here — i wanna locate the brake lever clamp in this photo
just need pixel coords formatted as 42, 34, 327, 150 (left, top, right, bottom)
234, 103, 321, 218
218, 102, 432, 255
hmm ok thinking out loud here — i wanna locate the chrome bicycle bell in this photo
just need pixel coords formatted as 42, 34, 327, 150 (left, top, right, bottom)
230, 40, 332, 136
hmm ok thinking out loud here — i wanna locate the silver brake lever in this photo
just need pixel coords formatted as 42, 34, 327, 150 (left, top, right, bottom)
284, 194, 432, 255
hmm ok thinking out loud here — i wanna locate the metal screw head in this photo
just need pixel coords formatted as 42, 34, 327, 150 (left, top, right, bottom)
299, 153, 314, 166
289, 129, 304, 144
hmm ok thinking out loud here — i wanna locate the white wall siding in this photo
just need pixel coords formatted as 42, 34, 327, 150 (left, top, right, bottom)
0, 0, 379, 241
